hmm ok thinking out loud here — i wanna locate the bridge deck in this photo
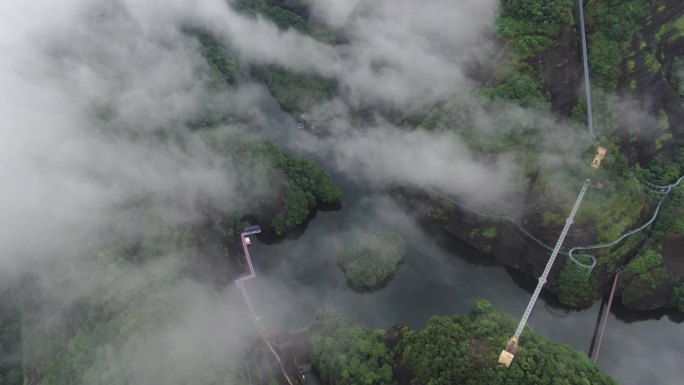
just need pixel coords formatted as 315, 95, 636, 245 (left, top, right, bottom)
592, 269, 622, 363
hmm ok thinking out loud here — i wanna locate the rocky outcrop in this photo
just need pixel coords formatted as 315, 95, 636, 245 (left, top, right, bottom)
389, 185, 666, 310
621, 277, 672, 310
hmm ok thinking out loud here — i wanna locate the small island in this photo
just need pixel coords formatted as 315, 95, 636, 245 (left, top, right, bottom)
338, 230, 406, 291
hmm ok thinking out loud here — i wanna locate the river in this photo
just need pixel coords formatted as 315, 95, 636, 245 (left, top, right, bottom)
243, 90, 684, 385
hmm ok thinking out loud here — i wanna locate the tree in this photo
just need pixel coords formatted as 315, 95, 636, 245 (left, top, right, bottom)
311, 311, 394, 385
311, 302, 618, 385
672, 284, 684, 312
338, 231, 406, 289
557, 261, 595, 307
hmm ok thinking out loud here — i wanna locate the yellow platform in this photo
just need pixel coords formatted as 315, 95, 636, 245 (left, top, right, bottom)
591, 147, 607, 169
498, 350, 515, 367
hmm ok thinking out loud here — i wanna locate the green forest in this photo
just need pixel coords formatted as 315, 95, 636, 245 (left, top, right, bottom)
338, 230, 406, 290
414, 0, 684, 311
2, 7, 344, 384
3, 0, 684, 384
311, 301, 617, 385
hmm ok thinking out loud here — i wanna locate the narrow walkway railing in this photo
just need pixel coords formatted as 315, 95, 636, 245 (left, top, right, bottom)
592, 268, 622, 363
578, 0, 595, 138
513, 179, 591, 340
234, 227, 295, 385
428, 174, 684, 274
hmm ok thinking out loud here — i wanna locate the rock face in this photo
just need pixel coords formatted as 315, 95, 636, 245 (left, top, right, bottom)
389, 186, 680, 310
621, 278, 672, 310
614, 0, 684, 164
442, 208, 549, 277
390, 186, 564, 286
539, 28, 582, 117
662, 235, 684, 280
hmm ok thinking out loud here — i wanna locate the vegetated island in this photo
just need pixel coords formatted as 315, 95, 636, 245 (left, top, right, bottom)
311, 300, 618, 385
338, 230, 406, 291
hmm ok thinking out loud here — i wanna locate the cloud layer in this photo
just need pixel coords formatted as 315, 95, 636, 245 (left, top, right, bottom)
0, 0, 542, 383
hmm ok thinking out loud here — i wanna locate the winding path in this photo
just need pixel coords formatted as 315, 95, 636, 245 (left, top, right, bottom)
568, 176, 684, 264
234, 227, 295, 385
429, 174, 683, 274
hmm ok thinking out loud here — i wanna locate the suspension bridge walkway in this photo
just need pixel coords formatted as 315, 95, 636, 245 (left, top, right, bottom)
496, 0, 684, 366
578, 0, 595, 139
499, 179, 592, 367
495, 173, 682, 366
430, 158, 682, 367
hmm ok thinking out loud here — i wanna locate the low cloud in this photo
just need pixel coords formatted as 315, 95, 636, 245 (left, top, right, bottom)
615, 94, 661, 139
335, 0, 499, 110
0, 0, 568, 382
0, 0, 249, 273
1, 1, 258, 381
310, 0, 361, 28
327, 124, 521, 207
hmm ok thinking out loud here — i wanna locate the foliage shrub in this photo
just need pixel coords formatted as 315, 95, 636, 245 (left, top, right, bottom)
312, 301, 618, 385
311, 311, 394, 385
623, 249, 666, 286
187, 29, 244, 88
587, 0, 651, 91
0, 293, 22, 385
338, 231, 406, 289
557, 261, 595, 307
233, 0, 305, 31
486, 70, 550, 109
622, 249, 670, 304
403, 300, 617, 385
225, 141, 342, 234
672, 284, 684, 312
258, 66, 337, 113
498, 0, 574, 38
589, 35, 623, 90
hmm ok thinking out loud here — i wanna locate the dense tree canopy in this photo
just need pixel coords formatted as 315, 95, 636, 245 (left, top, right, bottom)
255, 65, 337, 113
622, 249, 671, 305
311, 311, 395, 385
673, 284, 684, 312
262, 143, 342, 234
556, 261, 595, 307
0, 291, 21, 385
7, 1, 684, 384
498, 0, 574, 38
311, 301, 618, 385
338, 231, 406, 290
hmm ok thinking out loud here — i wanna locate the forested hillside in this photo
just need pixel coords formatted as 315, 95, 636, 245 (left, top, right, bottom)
8, 10, 342, 384
2, 0, 682, 385
311, 301, 617, 385
216, 0, 684, 314
391, 0, 684, 311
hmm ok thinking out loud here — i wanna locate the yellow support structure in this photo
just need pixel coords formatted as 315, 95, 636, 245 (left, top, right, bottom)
498, 338, 518, 367
591, 147, 607, 169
